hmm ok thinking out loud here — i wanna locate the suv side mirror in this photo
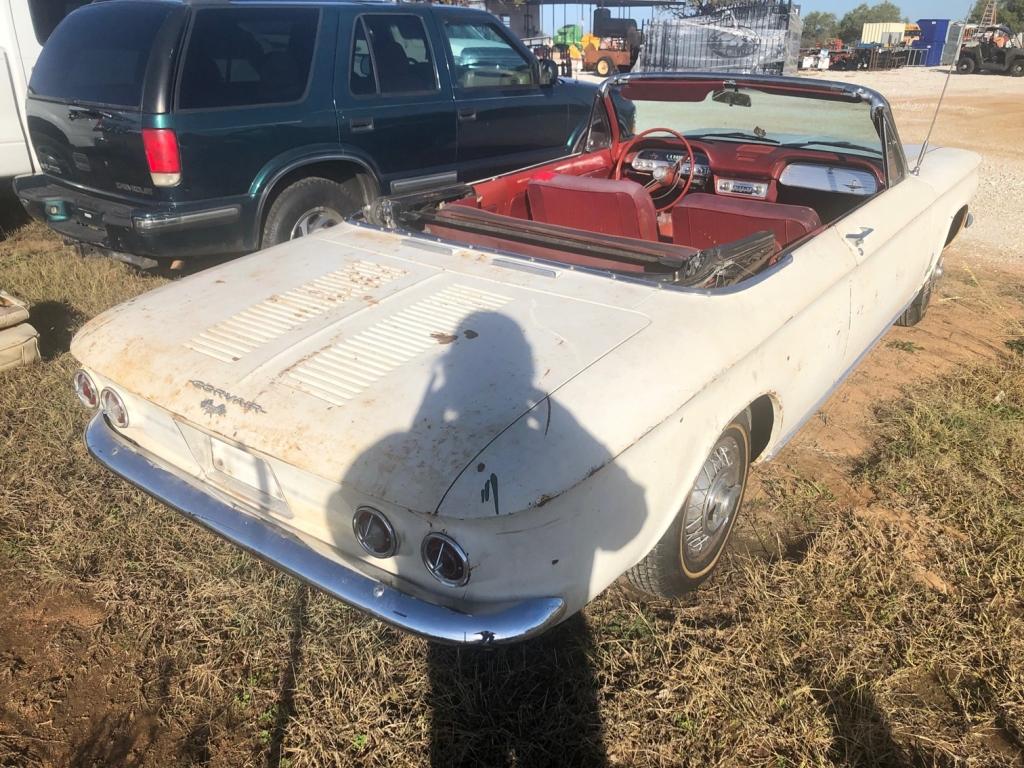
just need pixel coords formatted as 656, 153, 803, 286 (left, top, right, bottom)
539, 59, 559, 86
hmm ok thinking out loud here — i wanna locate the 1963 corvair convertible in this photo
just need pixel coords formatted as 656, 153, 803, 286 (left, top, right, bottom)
72, 74, 979, 644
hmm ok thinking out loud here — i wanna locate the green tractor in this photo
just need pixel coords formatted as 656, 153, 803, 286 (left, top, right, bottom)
957, 24, 1024, 76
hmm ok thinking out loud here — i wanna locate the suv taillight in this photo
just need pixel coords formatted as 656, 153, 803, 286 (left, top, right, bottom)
142, 128, 181, 187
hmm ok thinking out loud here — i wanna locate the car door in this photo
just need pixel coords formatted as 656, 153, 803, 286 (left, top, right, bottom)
840, 114, 939, 364
438, 13, 570, 180
336, 10, 458, 195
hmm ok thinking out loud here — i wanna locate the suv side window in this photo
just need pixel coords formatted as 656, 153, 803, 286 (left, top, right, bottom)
357, 14, 438, 95
179, 7, 319, 110
443, 20, 534, 88
350, 19, 376, 96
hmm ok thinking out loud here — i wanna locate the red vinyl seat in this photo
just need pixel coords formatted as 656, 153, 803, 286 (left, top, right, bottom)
672, 193, 821, 251
526, 174, 660, 241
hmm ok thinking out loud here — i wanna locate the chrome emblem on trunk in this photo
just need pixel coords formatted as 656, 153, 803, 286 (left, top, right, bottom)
189, 380, 266, 414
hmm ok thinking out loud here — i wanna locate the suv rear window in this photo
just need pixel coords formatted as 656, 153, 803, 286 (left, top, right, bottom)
27, 0, 92, 45
179, 8, 319, 109
29, 2, 176, 107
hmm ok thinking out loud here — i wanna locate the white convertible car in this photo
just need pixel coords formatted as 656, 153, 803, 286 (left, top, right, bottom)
72, 74, 978, 644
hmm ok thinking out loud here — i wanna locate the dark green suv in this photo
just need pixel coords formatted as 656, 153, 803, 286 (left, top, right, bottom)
14, 0, 595, 265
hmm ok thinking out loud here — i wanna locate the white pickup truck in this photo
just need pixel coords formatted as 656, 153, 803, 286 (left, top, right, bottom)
0, 0, 88, 178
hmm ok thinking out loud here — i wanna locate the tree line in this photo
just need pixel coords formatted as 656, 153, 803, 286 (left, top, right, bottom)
801, 2, 902, 47
801, 0, 1023, 48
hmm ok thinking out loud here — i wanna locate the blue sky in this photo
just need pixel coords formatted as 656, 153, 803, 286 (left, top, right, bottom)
528, 1, 973, 34
800, 0, 973, 23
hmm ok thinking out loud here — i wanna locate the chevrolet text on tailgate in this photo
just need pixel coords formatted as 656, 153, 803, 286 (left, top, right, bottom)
72, 73, 978, 644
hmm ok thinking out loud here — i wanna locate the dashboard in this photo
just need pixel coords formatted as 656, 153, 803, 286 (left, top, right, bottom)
631, 149, 711, 179
626, 139, 883, 203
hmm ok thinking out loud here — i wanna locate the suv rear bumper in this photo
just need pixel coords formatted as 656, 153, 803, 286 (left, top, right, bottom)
13, 175, 249, 259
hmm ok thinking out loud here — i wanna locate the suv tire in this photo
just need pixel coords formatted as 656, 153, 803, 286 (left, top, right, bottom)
262, 176, 362, 247
956, 56, 976, 74
1009, 60, 1024, 77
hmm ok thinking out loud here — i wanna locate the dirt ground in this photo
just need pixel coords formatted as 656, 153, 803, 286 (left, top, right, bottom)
1, 68, 1023, 767
763, 66, 1024, 476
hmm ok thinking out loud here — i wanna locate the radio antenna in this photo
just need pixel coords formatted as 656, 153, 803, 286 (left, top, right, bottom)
913, 8, 972, 174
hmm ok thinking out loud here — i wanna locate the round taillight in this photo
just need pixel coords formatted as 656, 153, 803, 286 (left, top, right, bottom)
421, 533, 470, 587
73, 370, 98, 409
99, 388, 129, 428
352, 506, 397, 558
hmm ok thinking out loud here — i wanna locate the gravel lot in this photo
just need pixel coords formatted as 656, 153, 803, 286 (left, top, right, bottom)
581, 66, 1024, 265
803, 66, 1024, 265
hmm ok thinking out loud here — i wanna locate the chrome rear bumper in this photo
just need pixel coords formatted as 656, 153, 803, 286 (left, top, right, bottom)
85, 414, 565, 644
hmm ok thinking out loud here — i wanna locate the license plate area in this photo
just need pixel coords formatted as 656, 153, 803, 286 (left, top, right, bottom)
76, 207, 103, 229
210, 438, 284, 501
176, 421, 290, 516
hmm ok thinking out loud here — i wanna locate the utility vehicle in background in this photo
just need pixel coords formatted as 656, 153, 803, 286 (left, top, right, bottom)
956, 24, 1024, 75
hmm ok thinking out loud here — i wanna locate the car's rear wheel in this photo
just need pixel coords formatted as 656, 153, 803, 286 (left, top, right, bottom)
956, 56, 976, 74
1009, 60, 1024, 77
626, 410, 751, 598
262, 176, 362, 247
595, 56, 616, 77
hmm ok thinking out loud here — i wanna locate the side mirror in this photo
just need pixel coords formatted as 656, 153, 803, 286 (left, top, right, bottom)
539, 59, 559, 86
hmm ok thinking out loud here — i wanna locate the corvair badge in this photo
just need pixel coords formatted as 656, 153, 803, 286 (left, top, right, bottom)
200, 399, 227, 417
189, 380, 266, 414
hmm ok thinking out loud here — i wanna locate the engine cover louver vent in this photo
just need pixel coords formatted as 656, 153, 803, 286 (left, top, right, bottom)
286, 284, 511, 406
185, 261, 406, 362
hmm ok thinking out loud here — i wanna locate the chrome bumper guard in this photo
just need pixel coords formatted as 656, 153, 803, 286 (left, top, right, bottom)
85, 414, 565, 645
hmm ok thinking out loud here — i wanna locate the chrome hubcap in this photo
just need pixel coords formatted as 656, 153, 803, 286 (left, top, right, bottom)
290, 207, 342, 239
682, 434, 744, 569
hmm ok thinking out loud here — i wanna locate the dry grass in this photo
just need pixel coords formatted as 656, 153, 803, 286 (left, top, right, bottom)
2, 224, 1023, 767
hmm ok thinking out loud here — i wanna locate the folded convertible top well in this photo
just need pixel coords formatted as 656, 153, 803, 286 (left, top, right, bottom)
418, 204, 775, 288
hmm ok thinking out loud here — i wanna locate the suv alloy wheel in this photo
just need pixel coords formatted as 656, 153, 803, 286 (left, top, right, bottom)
262, 176, 363, 247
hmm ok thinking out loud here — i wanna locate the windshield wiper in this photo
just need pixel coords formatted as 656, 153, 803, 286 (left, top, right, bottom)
783, 139, 882, 155
685, 131, 779, 144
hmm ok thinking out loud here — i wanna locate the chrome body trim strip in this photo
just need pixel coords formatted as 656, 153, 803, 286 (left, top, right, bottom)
84, 414, 566, 645
389, 171, 458, 195
133, 205, 240, 232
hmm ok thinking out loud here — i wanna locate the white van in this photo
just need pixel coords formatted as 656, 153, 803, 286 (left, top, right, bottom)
0, 0, 89, 177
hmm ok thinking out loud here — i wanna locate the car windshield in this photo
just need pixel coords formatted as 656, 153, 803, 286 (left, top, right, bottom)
608, 81, 882, 157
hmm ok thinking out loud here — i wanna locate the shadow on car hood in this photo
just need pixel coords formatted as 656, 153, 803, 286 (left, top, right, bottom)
72, 224, 651, 512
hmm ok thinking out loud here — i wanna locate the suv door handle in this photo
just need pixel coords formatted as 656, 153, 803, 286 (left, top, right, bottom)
457, 109, 477, 122
350, 117, 374, 133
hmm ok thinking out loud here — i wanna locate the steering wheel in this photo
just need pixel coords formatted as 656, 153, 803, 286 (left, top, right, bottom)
613, 127, 696, 212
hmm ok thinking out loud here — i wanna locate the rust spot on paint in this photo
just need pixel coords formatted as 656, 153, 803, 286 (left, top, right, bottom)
431, 332, 458, 344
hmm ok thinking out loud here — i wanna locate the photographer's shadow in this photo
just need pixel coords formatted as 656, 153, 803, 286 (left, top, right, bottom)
330, 310, 648, 767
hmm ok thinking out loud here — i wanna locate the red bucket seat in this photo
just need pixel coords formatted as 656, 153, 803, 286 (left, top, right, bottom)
526, 174, 660, 241
672, 193, 821, 251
